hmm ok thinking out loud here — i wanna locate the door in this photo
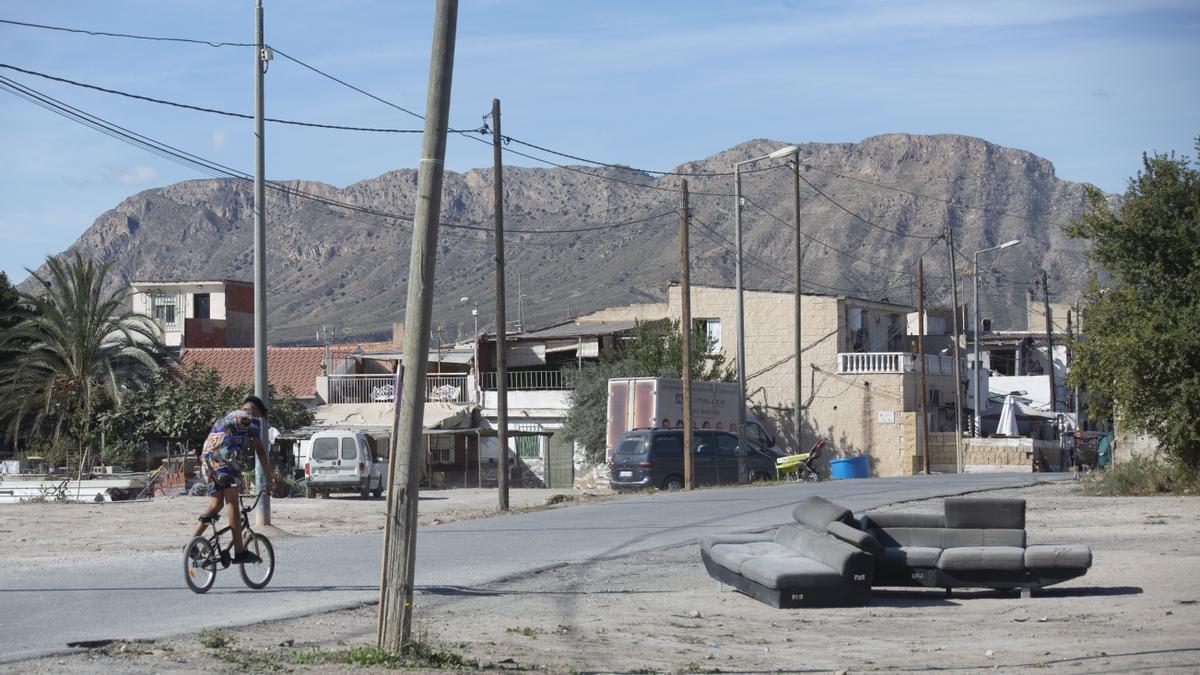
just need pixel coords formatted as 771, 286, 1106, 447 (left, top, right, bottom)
544, 432, 574, 488
309, 436, 340, 479
341, 436, 360, 479
715, 432, 741, 484
194, 293, 211, 320
692, 431, 718, 486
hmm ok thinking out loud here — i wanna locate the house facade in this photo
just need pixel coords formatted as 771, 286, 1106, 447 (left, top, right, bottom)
129, 280, 254, 349
665, 284, 961, 477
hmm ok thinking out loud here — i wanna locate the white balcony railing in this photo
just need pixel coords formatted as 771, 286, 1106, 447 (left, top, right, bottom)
325, 374, 469, 404
481, 370, 570, 391
837, 352, 957, 376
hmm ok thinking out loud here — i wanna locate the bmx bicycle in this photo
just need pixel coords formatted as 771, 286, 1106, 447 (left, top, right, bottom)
183, 491, 275, 594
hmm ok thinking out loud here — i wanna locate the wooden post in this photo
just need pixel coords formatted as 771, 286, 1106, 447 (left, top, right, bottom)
917, 259, 929, 474
378, 0, 458, 652
1042, 270, 1058, 417
680, 179, 694, 490
944, 228, 965, 473
492, 98, 510, 512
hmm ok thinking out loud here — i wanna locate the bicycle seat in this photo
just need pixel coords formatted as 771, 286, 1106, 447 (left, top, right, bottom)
198, 513, 220, 524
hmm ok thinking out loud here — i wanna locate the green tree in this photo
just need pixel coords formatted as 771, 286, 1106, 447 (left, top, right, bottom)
562, 319, 734, 464
1066, 140, 1200, 472
0, 253, 164, 473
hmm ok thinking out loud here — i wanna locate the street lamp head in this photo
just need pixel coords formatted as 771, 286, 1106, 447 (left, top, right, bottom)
767, 145, 800, 160
999, 239, 1021, 249
459, 296, 470, 304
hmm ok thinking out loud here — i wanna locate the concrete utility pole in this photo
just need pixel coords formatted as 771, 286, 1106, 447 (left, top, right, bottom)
679, 179, 694, 490
944, 229, 965, 473
791, 157, 804, 452
378, 0, 458, 652
1041, 271, 1058, 418
917, 259, 929, 474
733, 164, 748, 483
252, 0, 271, 526
491, 98, 510, 511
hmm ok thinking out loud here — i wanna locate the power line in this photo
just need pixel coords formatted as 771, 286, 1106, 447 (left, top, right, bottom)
795, 171, 940, 240
0, 17, 254, 48
0, 63, 427, 134
0, 76, 676, 239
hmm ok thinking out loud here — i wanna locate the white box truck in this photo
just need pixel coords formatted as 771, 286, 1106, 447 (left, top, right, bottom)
606, 377, 782, 461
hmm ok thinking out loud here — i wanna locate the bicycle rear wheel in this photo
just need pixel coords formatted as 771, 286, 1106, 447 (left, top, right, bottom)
238, 532, 275, 589
184, 536, 217, 594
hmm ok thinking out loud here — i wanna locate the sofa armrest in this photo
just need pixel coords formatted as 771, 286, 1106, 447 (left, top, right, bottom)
700, 532, 773, 556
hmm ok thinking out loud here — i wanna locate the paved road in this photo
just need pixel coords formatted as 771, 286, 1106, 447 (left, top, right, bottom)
0, 473, 1061, 661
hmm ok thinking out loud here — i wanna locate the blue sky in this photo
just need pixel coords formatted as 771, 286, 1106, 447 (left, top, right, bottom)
2, 0, 1197, 283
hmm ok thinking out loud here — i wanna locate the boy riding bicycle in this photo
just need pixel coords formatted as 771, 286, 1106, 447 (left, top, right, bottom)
193, 395, 276, 563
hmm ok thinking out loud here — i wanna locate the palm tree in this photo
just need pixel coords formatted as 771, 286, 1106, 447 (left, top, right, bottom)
0, 252, 164, 473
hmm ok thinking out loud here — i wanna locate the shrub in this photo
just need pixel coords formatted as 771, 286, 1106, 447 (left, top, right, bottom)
1080, 456, 1200, 496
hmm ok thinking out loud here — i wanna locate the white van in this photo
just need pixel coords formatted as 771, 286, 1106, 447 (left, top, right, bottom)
303, 429, 386, 499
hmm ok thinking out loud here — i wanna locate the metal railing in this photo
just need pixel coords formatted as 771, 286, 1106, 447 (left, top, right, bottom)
837, 352, 958, 375
481, 369, 570, 391
325, 374, 469, 404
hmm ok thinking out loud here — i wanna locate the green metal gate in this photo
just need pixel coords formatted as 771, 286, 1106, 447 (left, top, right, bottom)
544, 432, 574, 488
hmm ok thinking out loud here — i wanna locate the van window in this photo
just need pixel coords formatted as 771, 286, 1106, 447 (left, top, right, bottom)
716, 433, 739, 457
616, 435, 648, 455
312, 437, 338, 461
653, 435, 682, 457
341, 436, 357, 460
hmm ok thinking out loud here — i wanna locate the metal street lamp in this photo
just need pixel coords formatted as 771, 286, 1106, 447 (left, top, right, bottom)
733, 145, 798, 482
460, 296, 479, 403
972, 239, 1020, 436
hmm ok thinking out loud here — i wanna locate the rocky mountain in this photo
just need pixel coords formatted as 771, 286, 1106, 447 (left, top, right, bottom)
21, 133, 1103, 343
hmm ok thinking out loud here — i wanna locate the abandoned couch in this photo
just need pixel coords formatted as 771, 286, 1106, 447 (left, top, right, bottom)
860, 496, 1092, 597
700, 495, 1092, 607
699, 496, 875, 608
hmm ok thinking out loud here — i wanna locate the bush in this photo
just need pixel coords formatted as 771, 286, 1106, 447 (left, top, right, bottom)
1080, 456, 1200, 496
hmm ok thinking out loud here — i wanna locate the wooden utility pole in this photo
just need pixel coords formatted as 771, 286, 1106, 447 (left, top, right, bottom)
1041, 271, 1058, 416
491, 98, 510, 511
917, 259, 929, 474
944, 228, 965, 473
378, 0, 458, 652
792, 156, 804, 452
252, 0, 271, 526
679, 179, 694, 490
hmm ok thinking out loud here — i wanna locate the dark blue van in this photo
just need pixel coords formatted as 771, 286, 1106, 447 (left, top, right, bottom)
609, 428, 778, 490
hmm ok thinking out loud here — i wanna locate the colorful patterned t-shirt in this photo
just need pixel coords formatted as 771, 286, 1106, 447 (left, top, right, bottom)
200, 410, 261, 473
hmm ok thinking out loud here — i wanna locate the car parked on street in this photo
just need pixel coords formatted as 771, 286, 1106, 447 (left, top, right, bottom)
303, 429, 386, 498
609, 428, 778, 490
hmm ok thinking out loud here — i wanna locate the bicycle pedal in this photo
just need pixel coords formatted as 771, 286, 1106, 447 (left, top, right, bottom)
219, 550, 231, 568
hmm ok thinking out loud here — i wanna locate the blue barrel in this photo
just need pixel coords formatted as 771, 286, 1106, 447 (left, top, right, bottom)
830, 455, 870, 479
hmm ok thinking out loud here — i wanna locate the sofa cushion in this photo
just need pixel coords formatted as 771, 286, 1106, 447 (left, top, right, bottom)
775, 525, 863, 575
827, 521, 884, 557
741, 554, 844, 589
860, 511, 945, 529
937, 546, 1027, 572
869, 527, 945, 548
943, 498, 1025, 529
708, 541, 795, 573
792, 496, 855, 531
940, 528, 1027, 548
1025, 544, 1092, 570
882, 546, 942, 569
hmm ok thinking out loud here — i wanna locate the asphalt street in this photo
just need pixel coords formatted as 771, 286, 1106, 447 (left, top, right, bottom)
0, 472, 1062, 662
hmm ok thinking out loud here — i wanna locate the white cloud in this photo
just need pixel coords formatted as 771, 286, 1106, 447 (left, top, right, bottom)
103, 165, 161, 186
210, 129, 228, 152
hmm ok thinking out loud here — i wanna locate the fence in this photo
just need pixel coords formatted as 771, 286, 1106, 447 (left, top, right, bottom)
837, 352, 957, 376
480, 370, 570, 391
326, 374, 468, 404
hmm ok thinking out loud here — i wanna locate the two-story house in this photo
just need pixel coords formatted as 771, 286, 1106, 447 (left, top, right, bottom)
665, 283, 961, 476
129, 280, 254, 350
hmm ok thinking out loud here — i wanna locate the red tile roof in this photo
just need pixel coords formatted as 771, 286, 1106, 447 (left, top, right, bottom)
180, 346, 359, 398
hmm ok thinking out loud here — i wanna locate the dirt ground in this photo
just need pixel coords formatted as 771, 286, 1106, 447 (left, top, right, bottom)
5, 480, 1200, 674
0, 487, 590, 560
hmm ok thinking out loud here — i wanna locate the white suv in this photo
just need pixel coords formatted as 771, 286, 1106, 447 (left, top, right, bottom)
304, 429, 386, 499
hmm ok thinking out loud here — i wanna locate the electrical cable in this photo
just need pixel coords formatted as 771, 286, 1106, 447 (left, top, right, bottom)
0, 17, 255, 47
795, 171, 940, 240
0, 63, 427, 134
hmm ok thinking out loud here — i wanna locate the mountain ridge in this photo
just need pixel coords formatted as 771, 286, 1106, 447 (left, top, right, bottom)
19, 133, 1103, 343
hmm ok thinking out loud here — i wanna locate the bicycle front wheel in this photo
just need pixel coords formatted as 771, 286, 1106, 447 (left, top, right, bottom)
238, 532, 275, 589
184, 536, 217, 594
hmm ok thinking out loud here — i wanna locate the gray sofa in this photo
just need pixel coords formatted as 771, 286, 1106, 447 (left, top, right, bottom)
860, 497, 1093, 596
699, 497, 875, 608
700, 495, 1092, 608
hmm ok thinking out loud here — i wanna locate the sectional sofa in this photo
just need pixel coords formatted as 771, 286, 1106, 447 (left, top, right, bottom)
700, 495, 1092, 608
